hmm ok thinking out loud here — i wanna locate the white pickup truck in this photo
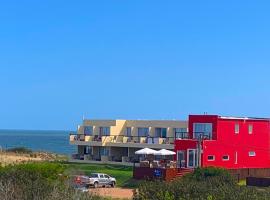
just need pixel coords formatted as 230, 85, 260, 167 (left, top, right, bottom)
89, 173, 116, 188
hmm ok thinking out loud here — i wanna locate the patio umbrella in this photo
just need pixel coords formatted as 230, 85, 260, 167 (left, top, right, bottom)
155, 149, 176, 156
135, 148, 158, 155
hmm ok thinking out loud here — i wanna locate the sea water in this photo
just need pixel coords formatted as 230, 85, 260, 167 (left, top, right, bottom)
0, 129, 76, 155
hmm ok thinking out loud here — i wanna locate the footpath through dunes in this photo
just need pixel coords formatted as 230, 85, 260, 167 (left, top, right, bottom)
91, 188, 134, 199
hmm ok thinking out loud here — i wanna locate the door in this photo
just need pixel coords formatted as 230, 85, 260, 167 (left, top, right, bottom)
177, 151, 186, 168
187, 149, 198, 168
99, 174, 106, 185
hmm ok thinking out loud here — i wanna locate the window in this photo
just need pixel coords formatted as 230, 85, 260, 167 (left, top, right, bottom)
138, 128, 149, 137
84, 146, 92, 155
222, 155, 229, 161
99, 174, 104, 178
100, 147, 110, 156
235, 151, 238, 164
249, 151, 256, 157
90, 174, 99, 178
155, 128, 167, 138
84, 126, 93, 135
235, 124, 239, 134
248, 124, 253, 134
174, 128, 188, 139
193, 123, 213, 139
100, 127, 110, 136
207, 155, 215, 161
126, 127, 132, 137
104, 175, 110, 178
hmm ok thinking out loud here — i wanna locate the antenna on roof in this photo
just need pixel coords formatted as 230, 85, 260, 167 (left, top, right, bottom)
204, 112, 208, 115
82, 114, 85, 120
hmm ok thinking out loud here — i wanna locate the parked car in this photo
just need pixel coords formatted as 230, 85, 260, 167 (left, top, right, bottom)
89, 173, 116, 188
73, 175, 91, 187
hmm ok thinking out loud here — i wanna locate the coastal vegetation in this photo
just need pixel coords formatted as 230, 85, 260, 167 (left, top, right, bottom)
134, 167, 270, 200
0, 162, 107, 200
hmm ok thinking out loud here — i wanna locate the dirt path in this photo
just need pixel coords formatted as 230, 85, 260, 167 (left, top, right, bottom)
91, 188, 134, 199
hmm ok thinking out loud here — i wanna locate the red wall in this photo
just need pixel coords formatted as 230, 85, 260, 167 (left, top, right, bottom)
175, 115, 270, 169
189, 115, 218, 140
202, 118, 270, 169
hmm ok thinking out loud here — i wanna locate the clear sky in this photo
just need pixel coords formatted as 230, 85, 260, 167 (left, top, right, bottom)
0, 1, 270, 130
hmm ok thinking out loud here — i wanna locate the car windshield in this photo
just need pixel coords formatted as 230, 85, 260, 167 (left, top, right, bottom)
89, 174, 99, 178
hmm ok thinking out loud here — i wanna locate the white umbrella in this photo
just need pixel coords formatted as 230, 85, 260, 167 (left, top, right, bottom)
135, 148, 158, 155
155, 149, 176, 156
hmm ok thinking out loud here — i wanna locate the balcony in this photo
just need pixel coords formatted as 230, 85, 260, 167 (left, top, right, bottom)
69, 153, 139, 166
69, 134, 175, 149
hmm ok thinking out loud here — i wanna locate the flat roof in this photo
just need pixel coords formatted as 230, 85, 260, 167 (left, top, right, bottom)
219, 116, 270, 121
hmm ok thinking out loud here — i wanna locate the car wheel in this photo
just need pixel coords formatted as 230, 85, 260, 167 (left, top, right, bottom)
94, 182, 98, 188
111, 181, 116, 188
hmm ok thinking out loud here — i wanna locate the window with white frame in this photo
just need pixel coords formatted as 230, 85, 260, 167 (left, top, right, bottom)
193, 123, 213, 139
207, 155, 215, 161
235, 124, 239, 134
138, 128, 149, 137
248, 124, 253, 134
222, 155, 229, 161
249, 151, 256, 157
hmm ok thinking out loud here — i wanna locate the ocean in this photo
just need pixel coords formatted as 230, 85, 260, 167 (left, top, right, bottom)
0, 129, 76, 155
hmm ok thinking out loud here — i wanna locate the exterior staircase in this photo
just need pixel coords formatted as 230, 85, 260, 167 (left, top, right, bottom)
175, 168, 194, 178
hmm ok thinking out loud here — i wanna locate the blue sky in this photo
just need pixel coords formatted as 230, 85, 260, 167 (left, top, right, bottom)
0, 1, 270, 130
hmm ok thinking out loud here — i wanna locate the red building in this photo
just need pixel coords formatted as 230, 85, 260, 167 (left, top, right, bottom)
175, 115, 270, 169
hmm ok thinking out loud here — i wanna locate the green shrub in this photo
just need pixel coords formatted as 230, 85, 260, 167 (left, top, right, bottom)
0, 163, 106, 200
135, 167, 270, 200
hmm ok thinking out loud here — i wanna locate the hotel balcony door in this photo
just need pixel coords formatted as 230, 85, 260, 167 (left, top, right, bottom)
177, 150, 186, 168
187, 149, 198, 168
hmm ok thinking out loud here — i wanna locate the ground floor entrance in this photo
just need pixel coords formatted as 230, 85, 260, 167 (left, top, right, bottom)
177, 149, 198, 168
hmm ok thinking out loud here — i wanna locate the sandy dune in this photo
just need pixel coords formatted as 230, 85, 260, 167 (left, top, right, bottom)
91, 187, 134, 199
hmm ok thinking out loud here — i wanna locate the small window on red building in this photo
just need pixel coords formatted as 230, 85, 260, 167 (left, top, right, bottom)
222, 155, 229, 161
207, 155, 215, 161
235, 124, 239, 134
249, 151, 256, 157
248, 125, 253, 134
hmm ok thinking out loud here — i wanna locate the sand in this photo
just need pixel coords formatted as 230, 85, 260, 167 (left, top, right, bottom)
91, 188, 134, 199
0, 152, 45, 166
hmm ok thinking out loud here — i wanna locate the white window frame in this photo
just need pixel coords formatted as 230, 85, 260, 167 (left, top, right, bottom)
207, 155, 215, 161
222, 155, 229, 161
248, 124, 253, 134
235, 124, 239, 134
249, 151, 256, 157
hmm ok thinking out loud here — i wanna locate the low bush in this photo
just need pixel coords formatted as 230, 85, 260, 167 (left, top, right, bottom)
0, 163, 105, 200
135, 167, 270, 200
